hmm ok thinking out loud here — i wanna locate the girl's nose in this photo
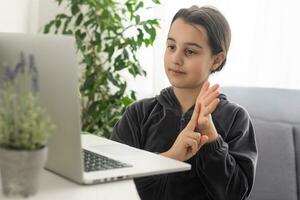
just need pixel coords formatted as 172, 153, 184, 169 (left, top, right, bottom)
171, 50, 184, 66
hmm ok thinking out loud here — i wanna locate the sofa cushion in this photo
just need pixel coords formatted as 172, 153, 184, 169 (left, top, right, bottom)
293, 125, 300, 199
249, 120, 297, 200
221, 87, 300, 124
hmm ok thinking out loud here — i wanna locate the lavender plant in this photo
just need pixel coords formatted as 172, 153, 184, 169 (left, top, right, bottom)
0, 52, 54, 150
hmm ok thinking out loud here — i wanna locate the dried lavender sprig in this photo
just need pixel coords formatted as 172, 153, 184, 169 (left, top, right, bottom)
3, 52, 26, 82
29, 54, 39, 93
1, 51, 39, 94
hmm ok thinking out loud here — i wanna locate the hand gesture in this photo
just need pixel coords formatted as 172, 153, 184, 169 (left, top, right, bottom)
195, 81, 220, 143
161, 104, 208, 161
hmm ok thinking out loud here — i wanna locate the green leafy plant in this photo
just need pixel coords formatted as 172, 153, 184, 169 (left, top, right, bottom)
0, 53, 54, 150
43, 0, 160, 138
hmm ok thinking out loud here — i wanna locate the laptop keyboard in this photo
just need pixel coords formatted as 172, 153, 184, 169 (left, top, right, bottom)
83, 149, 132, 172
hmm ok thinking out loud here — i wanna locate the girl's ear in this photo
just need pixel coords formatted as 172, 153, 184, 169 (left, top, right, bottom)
211, 52, 225, 71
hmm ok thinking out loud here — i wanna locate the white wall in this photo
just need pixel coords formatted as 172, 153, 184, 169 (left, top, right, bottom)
0, 0, 67, 33
2, 0, 300, 99
152, 0, 300, 94
0, 0, 32, 33
37, 0, 67, 32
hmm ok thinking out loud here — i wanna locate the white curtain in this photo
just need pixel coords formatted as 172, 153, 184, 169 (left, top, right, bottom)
0, 0, 38, 33
134, 0, 300, 98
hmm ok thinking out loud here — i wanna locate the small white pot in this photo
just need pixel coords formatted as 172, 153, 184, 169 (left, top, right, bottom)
0, 147, 47, 197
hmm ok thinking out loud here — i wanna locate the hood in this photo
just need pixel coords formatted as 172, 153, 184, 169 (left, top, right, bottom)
156, 87, 180, 110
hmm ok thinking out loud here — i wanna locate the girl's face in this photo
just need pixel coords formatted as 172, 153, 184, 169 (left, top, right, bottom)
164, 18, 222, 90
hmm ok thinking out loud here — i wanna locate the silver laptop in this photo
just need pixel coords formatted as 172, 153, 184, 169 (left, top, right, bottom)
0, 32, 190, 184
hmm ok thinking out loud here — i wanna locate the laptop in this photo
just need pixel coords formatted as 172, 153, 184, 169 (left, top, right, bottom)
0, 32, 191, 184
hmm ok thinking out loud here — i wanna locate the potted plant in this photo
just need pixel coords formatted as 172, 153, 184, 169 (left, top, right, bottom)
43, 0, 160, 138
0, 52, 54, 197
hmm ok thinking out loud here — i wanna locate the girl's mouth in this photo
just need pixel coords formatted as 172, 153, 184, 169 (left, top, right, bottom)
169, 68, 186, 75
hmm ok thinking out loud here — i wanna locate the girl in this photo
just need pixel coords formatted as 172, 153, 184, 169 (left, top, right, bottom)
111, 5, 257, 200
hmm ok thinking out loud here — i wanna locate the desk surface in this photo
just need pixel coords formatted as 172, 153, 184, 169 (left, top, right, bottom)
0, 169, 140, 200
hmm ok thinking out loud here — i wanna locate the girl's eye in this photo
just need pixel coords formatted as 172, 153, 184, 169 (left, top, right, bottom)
167, 45, 176, 51
185, 49, 196, 56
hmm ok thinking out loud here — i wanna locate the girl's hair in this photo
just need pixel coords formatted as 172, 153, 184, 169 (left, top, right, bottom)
171, 6, 231, 73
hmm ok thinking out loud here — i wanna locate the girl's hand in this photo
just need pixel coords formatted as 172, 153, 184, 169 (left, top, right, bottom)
161, 81, 220, 161
195, 81, 220, 143
161, 103, 208, 161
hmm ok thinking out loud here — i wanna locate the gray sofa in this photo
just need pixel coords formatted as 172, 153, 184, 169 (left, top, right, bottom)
221, 87, 300, 200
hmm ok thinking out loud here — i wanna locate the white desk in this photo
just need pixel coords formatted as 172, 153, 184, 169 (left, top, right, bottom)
0, 170, 140, 200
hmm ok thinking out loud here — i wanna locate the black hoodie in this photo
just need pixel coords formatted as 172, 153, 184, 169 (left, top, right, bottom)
111, 87, 257, 200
